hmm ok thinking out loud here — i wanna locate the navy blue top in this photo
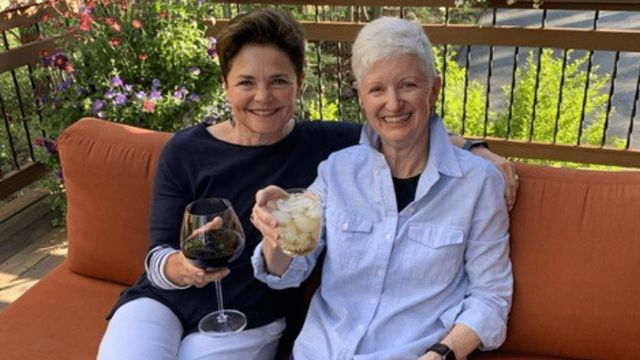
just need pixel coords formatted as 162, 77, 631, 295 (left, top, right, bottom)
108, 120, 361, 335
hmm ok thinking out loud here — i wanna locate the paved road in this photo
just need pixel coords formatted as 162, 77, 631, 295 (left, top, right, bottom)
463, 9, 640, 147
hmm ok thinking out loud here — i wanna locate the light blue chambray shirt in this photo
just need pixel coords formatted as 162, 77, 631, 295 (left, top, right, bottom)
252, 115, 513, 360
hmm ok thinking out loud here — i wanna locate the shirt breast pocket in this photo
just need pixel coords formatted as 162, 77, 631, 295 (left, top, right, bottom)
325, 207, 373, 271
407, 224, 465, 283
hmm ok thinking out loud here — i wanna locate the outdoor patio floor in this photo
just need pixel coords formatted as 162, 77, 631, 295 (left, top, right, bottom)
0, 197, 68, 313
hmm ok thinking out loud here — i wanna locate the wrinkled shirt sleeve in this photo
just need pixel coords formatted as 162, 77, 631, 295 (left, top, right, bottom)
452, 164, 512, 350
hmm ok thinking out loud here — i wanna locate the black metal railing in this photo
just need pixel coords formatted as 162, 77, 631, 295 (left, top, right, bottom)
2, 0, 640, 201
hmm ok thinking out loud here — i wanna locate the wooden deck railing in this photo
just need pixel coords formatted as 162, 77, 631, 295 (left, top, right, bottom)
2, 0, 640, 201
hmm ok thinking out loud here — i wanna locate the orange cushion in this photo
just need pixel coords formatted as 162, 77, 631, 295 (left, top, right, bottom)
58, 118, 171, 285
502, 163, 640, 359
0, 261, 126, 359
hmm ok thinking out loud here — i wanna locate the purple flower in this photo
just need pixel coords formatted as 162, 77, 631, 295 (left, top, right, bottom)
92, 99, 104, 114
174, 86, 186, 99
42, 56, 53, 67
207, 47, 217, 59
151, 78, 162, 89
55, 81, 67, 92
97, 111, 105, 118
115, 93, 127, 105
149, 90, 161, 100
54, 171, 64, 182
135, 91, 146, 100
187, 93, 200, 102
124, 84, 133, 92
110, 76, 123, 87
44, 139, 58, 155
190, 67, 201, 76
104, 90, 116, 99
76, 88, 88, 96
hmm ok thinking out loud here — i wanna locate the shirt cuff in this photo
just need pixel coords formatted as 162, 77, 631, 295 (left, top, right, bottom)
146, 245, 191, 290
454, 297, 508, 350
251, 240, 311, 290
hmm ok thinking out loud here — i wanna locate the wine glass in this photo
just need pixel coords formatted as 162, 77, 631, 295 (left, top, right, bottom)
266, 188, 323, 257
180, 197, 247, 336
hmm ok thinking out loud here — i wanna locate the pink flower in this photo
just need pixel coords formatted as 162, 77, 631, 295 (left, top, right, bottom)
131, 19, 142, 29
142, 100, 155, 113
79, 13, 93, 31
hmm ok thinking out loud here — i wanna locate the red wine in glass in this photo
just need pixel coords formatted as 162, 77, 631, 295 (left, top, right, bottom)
180, 197, 247, 336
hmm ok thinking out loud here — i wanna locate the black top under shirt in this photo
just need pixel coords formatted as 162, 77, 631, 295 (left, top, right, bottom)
108, 120, 361, 335
392, 174, 421, 212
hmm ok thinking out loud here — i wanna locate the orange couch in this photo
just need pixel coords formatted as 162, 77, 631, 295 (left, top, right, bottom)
0, 117, 638, 360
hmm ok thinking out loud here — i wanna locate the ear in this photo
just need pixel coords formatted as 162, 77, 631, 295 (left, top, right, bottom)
429, 76, 442, 107
296, 73, 305, 97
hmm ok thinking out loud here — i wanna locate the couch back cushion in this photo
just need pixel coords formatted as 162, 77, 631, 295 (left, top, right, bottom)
58, 118, 171, 285
502, 163, 640, 360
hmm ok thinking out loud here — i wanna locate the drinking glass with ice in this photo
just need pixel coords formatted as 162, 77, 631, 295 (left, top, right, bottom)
266, 188, 322, 257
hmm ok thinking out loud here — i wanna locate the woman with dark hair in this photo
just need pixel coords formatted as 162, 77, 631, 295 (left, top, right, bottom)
97, 8, 516, 360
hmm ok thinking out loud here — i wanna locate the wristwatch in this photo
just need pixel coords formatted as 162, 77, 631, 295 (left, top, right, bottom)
427, 343, 457, 360
462, 139, 489, 151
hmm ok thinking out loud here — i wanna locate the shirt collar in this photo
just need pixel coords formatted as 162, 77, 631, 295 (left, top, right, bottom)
358, 114, 463, 179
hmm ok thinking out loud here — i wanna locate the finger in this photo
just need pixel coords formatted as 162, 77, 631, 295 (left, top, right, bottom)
203, 268, 230, 283
191, 216, 223, 237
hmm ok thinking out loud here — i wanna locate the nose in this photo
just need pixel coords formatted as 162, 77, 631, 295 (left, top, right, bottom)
386, 89, 402, 112
255, 83, 272, 102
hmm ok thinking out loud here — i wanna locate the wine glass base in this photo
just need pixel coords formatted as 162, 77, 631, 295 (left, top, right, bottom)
198, 309, 247, 337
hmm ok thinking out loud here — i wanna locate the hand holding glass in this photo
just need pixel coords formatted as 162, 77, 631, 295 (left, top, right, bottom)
266, 188, 322, 257
180, 198, 246, 335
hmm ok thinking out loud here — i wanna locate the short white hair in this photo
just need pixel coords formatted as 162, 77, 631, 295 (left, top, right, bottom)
352, 17, 437, 85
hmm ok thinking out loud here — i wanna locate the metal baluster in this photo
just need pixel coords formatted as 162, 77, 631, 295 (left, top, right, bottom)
506, 46, 519, 140
0, 89, 20, 171
336, 42, 343, 120
578, 11, 599, 145
315, 5, 323, 121
440, 8, 449, 118
602, 51, 620, 147
2, 30, 35, 162
462, 45, 471, 135
553, 49, 568, 143
483, 8, 497, 137
30, 22, 46, 136
529, 8, 547, 142
628, 62, 640, 150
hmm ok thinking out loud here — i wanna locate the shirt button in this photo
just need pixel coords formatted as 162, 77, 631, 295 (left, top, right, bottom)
342, 223, 349, 230
369, 298, 377, 304
358, 325, 365, 332
385, 233, 392, 240
376, 268, 384, 276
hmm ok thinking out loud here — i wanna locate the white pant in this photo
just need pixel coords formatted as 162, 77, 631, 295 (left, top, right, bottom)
97, 298, 286, 360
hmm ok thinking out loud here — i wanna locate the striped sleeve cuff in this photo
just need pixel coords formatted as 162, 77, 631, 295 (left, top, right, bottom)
146, 245, 191, 290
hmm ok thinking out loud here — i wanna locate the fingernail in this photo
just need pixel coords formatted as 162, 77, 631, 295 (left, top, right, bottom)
197, 271, 204, 277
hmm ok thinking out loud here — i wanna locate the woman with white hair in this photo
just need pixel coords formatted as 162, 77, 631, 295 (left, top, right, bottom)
251, 16, 513, 360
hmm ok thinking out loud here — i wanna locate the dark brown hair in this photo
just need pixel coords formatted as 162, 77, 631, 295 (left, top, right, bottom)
216, 8, 305, 81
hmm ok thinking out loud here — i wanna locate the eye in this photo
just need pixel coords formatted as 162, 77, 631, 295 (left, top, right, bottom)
368, 86, 383, 94
271, 78, 290, 86
236, 79, 253, 87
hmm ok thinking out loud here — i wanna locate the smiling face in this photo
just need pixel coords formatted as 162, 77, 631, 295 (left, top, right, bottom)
358, 53, 441, 153
224, 44, 302, 145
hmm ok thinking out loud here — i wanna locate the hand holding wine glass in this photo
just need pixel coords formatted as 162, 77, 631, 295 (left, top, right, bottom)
180, 197, 247, 336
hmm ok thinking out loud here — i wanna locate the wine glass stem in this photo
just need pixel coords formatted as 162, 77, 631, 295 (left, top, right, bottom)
214, 280, 228, 323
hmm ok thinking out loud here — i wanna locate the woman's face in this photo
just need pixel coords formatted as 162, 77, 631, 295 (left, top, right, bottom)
224, 44, 302, 144
358, 53, 440, 151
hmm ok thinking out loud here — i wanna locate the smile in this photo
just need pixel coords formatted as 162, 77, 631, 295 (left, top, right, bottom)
381, 113, 411, 123
249, 108, 281, 117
